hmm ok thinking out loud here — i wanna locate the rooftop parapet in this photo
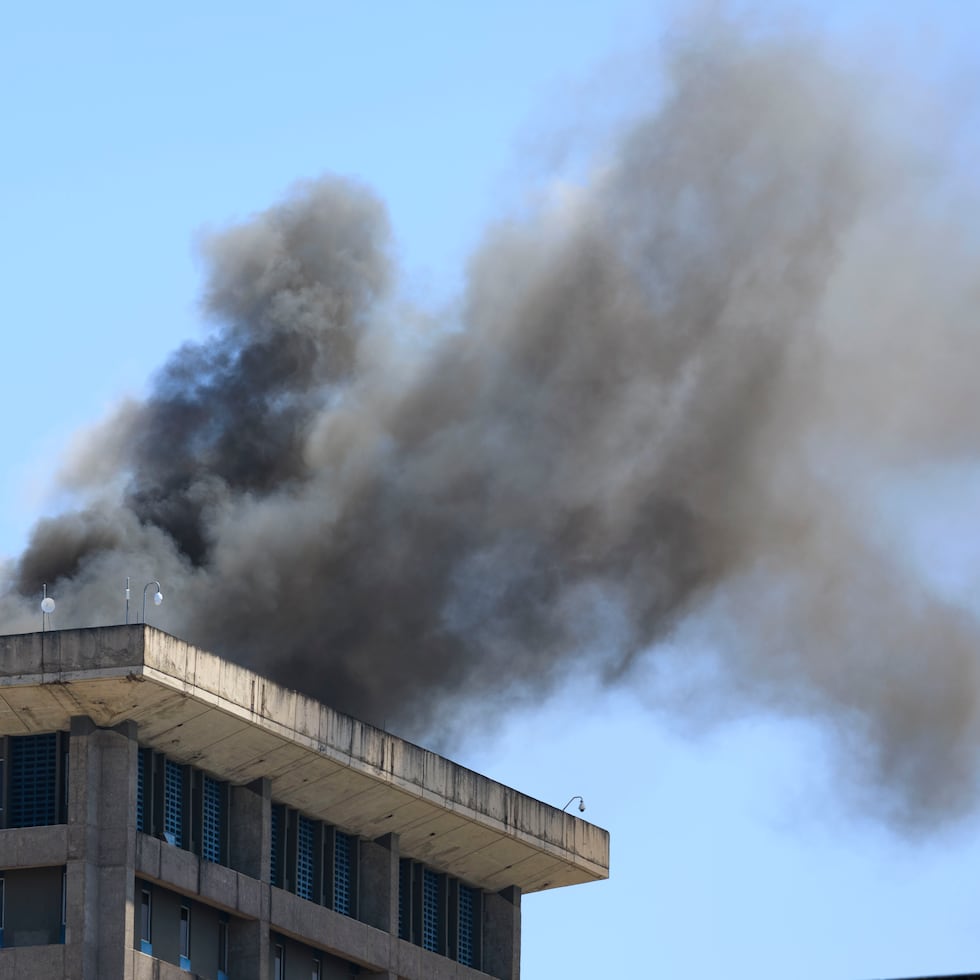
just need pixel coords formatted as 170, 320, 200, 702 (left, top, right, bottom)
0, 625, 609, 894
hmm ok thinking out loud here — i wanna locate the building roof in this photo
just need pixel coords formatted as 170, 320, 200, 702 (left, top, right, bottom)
0, 625, 608, 895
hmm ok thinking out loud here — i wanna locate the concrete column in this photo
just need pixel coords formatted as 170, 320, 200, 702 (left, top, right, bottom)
65, 716, 139, 980
229, 917, 268, 980
227, 779, 270, 980
229, 778, 270, 880
482, 885, 521, 980
358, 832, 399, 933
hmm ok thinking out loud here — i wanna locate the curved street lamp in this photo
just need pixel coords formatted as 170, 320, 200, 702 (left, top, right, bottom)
142, 581, 164, 624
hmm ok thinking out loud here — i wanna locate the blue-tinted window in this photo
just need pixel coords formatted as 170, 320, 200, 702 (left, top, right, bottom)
10, 733, 58, 827
296, 815, 315, 900
202, 776, 223, 863
422, 869, 441, 952
270, 805, 282, 886
458, 885, 475, 966
136, 752, 145, 833
333, 832, 352, 916
398, 859, 411, 940
164, 759, 183, 846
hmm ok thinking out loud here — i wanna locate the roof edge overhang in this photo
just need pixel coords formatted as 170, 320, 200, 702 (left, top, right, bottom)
0, 625, 609, 894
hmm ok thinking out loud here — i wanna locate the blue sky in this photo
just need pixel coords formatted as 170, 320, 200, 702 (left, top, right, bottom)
3, 3, 980, 977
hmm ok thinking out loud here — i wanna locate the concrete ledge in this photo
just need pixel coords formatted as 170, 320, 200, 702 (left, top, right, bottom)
129, 948, 192, 980
270, 886, 382, 969
158, 842, 197, 895
135, 833, 162, 880
0, 944, 67, 979
198, 857, 268, 920
269, 887, 499, 980
198, 858, 237, 901
232, 872, 266, 920
137, 833, 269, 921
394, 937, 495, 980
0, 826, 68, 868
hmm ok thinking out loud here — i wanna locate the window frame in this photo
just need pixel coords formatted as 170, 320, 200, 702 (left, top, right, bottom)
139, 887, 152, 955
179, 904, 191, 970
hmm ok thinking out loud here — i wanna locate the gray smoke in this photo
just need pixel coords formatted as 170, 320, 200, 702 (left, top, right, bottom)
4, 21, 980, 829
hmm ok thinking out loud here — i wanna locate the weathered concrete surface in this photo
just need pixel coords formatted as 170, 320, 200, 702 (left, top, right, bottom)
0, 626, 609, 894
0, 825, 68, 867
359, 832, 398, 933
0, 945, 67, 978
67, 715, 139, 979
128, 947, 194, 980
484, 886, 521, 980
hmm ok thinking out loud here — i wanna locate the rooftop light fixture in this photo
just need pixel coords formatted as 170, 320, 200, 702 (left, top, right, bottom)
40, 584, 55, 630
142, 581, 164, 624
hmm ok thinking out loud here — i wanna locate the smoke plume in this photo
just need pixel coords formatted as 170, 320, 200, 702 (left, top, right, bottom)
3, 20, 980, 829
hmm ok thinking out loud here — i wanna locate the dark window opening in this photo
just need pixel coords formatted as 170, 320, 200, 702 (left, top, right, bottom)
179, 905, 191, 970
218, 916, 229, 974
270, 804, 284, 887
9, 733, 59, 828
458, 884, 475, 966
163, 759, 183, 846
201, 775, 224, 863
422, 868, 441, 952
334, 831, 352, 916
139, 888, 152, 954
297, 815, 315, 900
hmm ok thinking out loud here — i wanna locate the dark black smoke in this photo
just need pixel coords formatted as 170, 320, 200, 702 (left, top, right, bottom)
4, 21, 980, 829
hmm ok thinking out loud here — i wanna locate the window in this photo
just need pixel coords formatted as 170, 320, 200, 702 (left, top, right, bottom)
63, 740, 69, 818
60, 869, 67, 942
0, 873, 5, 947
274, 943, 284, 980
179, 905, 191, 970
422, 869, 441, 953
163, 760, 183, 846
137, 752, 231, 867
334, 831, 352, 915
398, 859, 411, 940
457, 884, 475, 966
201, 775, 224, 863
136, 751, 145, 832
270, 805, 283, 887
139, 888, 152, 954
296, 815, 315, 900
217, 917, 229, 976
312, 956, 322, 980
269, 803, 360, 914
9, 733, 59, 827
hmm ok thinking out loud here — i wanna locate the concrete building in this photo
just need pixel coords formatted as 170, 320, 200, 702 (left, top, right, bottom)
0, 625, 608, 980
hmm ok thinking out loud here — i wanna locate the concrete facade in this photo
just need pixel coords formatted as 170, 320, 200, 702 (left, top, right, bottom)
0, 626, 609, 980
